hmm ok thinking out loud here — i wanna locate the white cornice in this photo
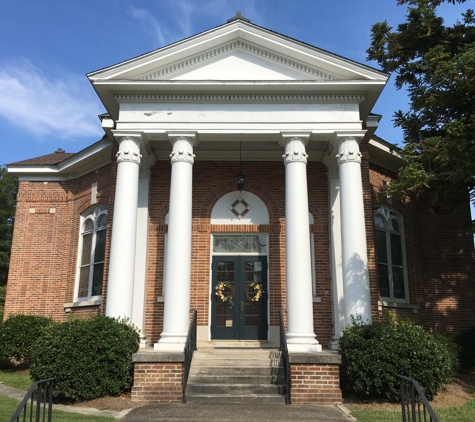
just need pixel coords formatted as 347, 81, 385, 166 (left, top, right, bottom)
114, 93, 365, 103
138, 40, 338, 81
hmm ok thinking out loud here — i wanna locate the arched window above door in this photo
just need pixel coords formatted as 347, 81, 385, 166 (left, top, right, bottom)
211, 191, 269, 225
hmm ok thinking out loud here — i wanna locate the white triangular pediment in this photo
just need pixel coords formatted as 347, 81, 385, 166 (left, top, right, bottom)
89, 21, 387, 83
137, 41, 337, 81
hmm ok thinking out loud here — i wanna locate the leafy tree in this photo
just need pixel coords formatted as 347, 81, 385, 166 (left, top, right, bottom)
0, 166, 18, 286
367, 0, 475, 224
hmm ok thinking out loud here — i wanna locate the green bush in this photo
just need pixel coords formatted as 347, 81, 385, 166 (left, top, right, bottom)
456, 326, 475, 372
29, 315, 140, 402
0, 314, 54, 363
339, 314, 456, 402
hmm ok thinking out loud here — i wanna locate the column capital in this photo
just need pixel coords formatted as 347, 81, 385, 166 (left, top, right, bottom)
336, 136, 362, 165
279, 134, 310, 165
168, 133, 198, 165
116, 136, 143, 165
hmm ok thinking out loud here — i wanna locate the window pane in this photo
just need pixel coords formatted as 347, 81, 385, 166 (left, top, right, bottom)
393, 267, 405, 299
83, 219, 94, 232
378, 264, 390, 297
390, 233, 403, 266
97, 214, 107, 228
91, 263, 104, 296
94, 229, 106, 263
374, 215, 385, 228
81, 233, 93, 265
374, 229, 388, 264
78, 266, 90, 298
389, 219, 400, 232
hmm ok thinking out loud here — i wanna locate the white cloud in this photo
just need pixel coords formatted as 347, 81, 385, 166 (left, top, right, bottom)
0, 59, 103, 140
130, 7, 170, 47
130, 1, 263, 48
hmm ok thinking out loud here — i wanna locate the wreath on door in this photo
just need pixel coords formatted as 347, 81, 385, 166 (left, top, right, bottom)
215, 283, 235, 307
245, 283, 264, 302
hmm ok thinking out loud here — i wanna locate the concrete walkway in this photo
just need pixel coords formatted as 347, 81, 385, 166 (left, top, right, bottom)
121, 403, 356, 421
0, 383, 356, 421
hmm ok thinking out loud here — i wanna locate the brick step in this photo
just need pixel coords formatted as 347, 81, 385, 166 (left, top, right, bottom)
193, 349, 281, 358
188, 374, 285, 384
185, 394, 287, 404
185, 347, 286, 404
191, 359, 281, 367
186, 383, 285, 395
189, 366, 285, 376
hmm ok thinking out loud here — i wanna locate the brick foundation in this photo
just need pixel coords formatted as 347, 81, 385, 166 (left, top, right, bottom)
289, 353, 342, 405
131, 351, 184, 404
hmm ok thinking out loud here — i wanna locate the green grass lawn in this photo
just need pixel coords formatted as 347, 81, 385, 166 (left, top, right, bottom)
351, 398, 475, 422
0, 395, 116, 422
0, 368, 33, 390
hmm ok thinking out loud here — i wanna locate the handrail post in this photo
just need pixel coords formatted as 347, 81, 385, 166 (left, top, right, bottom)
397, 375, 439, 422
279, 310, 290, 404
9, 378, 56, 422
183, 310, 197, 403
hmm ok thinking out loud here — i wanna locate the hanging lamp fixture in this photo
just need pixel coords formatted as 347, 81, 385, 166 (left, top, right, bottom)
236, 141, 245, 192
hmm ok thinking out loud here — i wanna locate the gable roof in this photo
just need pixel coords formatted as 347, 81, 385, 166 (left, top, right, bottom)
9, 150, 75, 166
88, 16, 388, 120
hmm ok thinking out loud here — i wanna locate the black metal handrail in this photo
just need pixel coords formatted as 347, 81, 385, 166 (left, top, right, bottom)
10, 378, 56, 422
398, 375, 439, 422
183, 309, 197, 403
279, 310, 290, 404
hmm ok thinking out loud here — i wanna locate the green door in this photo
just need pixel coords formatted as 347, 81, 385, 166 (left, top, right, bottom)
211, 256, 268, 340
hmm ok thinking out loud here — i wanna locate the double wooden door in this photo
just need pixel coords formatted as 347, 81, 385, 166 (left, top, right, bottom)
211, 256, 268, 340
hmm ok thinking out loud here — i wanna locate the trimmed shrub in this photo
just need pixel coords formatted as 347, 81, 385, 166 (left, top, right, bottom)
29, 315, 140, 402
456, 326, 475, 372
0, 314, 54, 363
339, 314, 456, 402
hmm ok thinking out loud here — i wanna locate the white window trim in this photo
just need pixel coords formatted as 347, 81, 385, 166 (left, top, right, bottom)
74, 206, 108, 302
374, 205, 410, 304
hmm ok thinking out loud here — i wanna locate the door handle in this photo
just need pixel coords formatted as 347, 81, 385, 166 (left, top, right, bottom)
240, 301, 244, 316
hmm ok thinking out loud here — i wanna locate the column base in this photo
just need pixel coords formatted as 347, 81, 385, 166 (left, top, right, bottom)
286, 332, 322, 352
154, 332, 187, 351
288, 343, 322, 352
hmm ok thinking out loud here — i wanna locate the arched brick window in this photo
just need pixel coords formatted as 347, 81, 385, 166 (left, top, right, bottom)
374, 205, 408, 303
75, 206, 107, 301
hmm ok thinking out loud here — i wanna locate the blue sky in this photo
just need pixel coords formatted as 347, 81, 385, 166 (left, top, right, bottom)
0, 0, 470, 166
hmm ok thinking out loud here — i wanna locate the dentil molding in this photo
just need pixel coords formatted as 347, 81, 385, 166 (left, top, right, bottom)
114, 93, 365, 104
139, 40, 338, 81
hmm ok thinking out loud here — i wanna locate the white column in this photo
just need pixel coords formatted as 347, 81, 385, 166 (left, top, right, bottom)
155, 134, 196, 351
323, 157, 345, 349
281, 134, 321, 352
132, 156, 155, 348
336, 135, 372, 323
106, 136, 142, 319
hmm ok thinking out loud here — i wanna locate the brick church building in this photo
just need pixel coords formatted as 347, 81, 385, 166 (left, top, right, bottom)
5, 15, 475, 404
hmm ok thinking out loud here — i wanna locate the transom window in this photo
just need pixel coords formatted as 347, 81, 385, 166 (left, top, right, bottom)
374, 205, 408, 302
76, 207, 107, 301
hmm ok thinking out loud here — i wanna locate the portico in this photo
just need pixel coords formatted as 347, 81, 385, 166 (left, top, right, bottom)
92, 15, 385, 353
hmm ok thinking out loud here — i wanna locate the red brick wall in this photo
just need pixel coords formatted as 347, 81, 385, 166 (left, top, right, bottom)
4, 164, 112, 321
369, 162, 475, 332
6, 148, 474, 341
143, 160, 332, 346
132, 362, 183, 403
290, 363, 342, 404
